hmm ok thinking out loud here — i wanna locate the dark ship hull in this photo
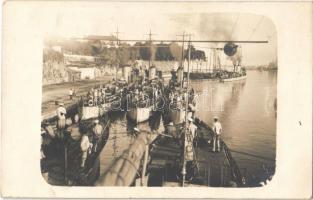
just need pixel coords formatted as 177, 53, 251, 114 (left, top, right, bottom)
41, 115, 110, 186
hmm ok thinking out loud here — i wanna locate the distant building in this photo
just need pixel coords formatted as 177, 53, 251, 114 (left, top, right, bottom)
84, 35, 118, 48
66, 68, 81, 82
63, 54, 101, 65
75, 39, 89, 43
51, 46, 62, 53
67, 64, 100, 80
84, 35, 116, 41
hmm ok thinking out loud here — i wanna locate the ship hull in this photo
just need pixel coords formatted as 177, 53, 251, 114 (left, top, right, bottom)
168, 109, 185, 125
80, 103, 111, 121
127, 106, 152, 123
220, 74, 247, 82
189, 72, 215, 80
185, 72, 220, 80
80, 106, 100, 120
41, 118, 110, 186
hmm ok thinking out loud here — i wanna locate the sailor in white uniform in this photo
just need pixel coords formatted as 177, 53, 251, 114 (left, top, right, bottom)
212, 116, 222, 152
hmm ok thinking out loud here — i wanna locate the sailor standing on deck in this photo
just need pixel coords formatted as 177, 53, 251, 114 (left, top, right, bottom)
66, 114, 81, 141
188, 94, 196, 118
188, 117, 197, 142
69, 88, 74, 100
176, 96, 182, 109
92, 119, 103, 152
184, 117, 197, 180
212, 116, 222, 152
101, 88, 106, 103
56, 102, 66, 130
80, 132, 92, 168
94, 88, 99, 106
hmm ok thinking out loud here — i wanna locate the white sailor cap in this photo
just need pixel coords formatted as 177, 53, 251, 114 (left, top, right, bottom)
59, 102, 64, 106
134, 127, 140, 132
94, 119, 99, 124
213, 116, 219, 119
188, 117, 193, 122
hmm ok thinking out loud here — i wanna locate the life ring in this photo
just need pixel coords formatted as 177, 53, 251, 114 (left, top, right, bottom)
88, 99, 94, 106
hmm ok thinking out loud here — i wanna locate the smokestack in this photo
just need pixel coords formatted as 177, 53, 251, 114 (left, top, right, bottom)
228, 46, 242, 67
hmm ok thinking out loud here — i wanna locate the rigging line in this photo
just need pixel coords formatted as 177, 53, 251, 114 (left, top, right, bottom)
248, 16, 264, 41
106, 45, 175, 48
118, 39, 268, 43
72, 38, 268, 43
230, 149, 275, 162
230, 14, 240, 40
191, 45, 224, 50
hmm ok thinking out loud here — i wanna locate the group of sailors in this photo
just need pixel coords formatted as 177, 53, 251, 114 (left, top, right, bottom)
85, 86, 108, 107
129, 88, 150, 107
219, 66, 246, 79
168, 89, 196, 111
164, 113, 223, 182
83, 83, 123, 107
42, 101, 106, 171
126, 77, 164, 109
185, 115, 223, 154
68, 86, 108, 106
79, 119, 104, 168
166, 77, 223, 153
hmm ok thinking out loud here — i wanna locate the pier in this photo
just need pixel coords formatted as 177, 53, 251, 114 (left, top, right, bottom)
42, 77, 113, 121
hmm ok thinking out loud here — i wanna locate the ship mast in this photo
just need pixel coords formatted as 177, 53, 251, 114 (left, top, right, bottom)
181, 34, 191, 187
217, 50, 221, 70
177, 32, 186, 88
180, 32, 185, 71
145, 29, 156, 69
115, 27, 120, 81
148, 30, 152, 68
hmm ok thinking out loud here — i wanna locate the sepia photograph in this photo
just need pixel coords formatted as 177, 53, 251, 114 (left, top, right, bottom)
2, 1, 312, 198
40, 12, 277, 187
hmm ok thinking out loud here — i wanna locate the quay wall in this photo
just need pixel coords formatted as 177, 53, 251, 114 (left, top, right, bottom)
42, 61, 118, 86
139, 60, 215, 73
43, 61, 69, 85
43, 58, 227, 85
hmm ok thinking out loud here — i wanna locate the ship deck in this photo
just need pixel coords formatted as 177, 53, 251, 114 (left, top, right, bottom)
147, 119, 240, 187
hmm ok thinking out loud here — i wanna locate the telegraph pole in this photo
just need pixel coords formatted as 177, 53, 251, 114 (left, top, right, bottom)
148, 29, 152, 68
177, 32, 186, 88
145, 29, 157, 68
177, 31, 186, 68
115, 27, 121, 81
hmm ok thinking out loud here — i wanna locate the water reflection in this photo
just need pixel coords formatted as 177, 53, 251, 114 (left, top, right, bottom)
191, 70, 276, 180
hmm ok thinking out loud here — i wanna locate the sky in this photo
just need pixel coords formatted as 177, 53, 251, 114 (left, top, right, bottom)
49, 6, 277, 66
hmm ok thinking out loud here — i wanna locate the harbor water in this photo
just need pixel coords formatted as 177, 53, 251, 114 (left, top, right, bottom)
191, 70, 277, 180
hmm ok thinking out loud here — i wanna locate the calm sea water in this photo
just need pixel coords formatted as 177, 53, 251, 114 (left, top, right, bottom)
190, 70, 277, 179
99, 70, 277, 184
